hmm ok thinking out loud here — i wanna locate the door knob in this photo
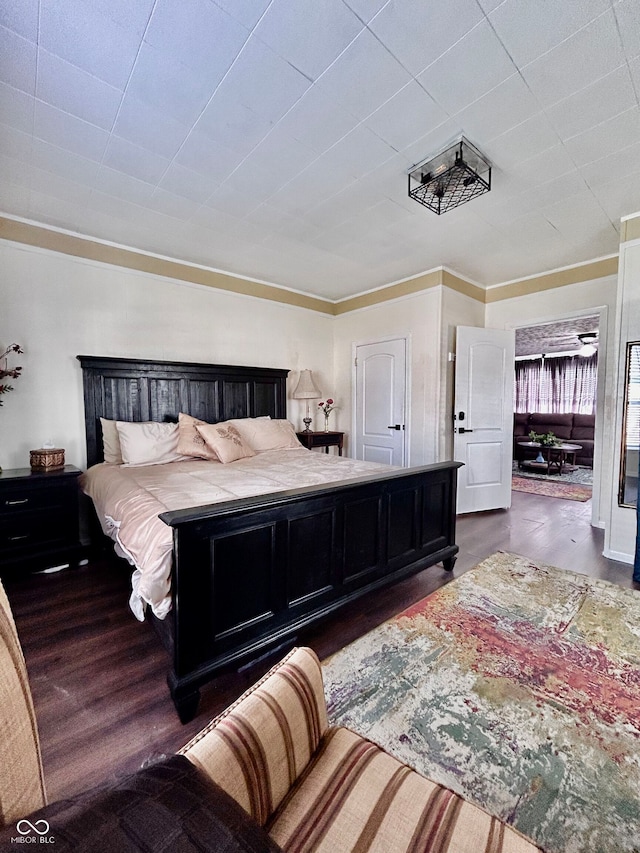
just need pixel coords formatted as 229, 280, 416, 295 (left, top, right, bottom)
387, 424, 402, 430
458, 427, 474, 434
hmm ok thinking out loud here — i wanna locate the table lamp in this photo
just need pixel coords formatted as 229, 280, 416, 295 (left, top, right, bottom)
293, 369, 321, 432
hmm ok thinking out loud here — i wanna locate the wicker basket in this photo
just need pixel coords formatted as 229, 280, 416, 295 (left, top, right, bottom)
30, 448, 65, 471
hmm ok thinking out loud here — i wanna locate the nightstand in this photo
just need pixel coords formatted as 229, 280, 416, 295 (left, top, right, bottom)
296, 431, 344, 456
0, 465, 82, 577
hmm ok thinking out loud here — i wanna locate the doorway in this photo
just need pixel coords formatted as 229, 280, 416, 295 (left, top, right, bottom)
353, 337, 407, 466
511, 309, 605, 527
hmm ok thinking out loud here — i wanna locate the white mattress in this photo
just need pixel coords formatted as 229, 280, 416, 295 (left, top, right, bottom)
80, 449, 394, 620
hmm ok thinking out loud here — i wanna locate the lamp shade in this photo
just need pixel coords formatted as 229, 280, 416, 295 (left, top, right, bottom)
293, 369, 321, 399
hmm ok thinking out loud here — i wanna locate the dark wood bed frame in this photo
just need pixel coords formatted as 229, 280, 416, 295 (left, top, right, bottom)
78, 355, 461, 722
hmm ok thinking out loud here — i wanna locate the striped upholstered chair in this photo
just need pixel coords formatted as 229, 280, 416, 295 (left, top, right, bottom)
181, 646, 541, 852
0, 577, 539, 851
0, 582, 47, 828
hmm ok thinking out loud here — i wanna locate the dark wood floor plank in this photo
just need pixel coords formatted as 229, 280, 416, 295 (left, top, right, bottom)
2, 489, 636, 803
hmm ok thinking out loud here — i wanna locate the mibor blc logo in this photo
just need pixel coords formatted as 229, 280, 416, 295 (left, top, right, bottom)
11, 819, 55, 844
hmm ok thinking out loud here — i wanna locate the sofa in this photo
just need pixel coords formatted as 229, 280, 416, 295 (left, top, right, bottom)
514, 411, 595, 467
0, 581, 540, 852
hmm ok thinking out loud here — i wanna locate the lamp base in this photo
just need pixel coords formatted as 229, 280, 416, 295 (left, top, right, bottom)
302, 417, 312, 433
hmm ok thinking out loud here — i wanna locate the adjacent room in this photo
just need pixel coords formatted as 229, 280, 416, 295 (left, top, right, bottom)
512, 314, 599, 503
2, 1, 640, 851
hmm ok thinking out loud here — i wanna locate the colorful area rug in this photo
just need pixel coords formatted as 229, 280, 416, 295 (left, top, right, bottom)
512, 475, 592, 501
323, 552, 640, 853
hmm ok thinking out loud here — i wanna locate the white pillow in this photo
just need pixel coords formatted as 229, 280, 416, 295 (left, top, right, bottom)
100, 417, 123, 464
116, 421, 187, 466
230, 418, 301, 452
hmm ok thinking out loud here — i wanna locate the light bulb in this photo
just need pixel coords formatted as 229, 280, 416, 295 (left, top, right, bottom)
578, 344, 596, 357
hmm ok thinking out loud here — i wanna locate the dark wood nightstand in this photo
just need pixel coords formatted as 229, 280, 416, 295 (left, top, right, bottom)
296, 431, 344, 455
0, 465, 83, 577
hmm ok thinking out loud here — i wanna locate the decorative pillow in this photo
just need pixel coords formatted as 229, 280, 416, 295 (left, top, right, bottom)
177, 413, 220, 461
116, 421, 187, 467
100, 418, 123, 465
0, 755, 282, 853
230, 418, 301, 452
195, 422, 256, 464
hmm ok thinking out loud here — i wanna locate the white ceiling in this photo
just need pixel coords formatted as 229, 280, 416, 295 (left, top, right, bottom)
1, 0, 639, 300
515, 314, 600, 356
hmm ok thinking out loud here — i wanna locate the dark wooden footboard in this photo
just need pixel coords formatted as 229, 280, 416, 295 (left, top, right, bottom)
160, 461, 461, 722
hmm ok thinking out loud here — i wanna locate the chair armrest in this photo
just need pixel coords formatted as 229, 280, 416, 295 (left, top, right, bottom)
180, 647, 328, 826
0, 582, 47, 828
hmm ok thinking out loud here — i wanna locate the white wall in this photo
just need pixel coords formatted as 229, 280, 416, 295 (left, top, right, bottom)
485, 275, 619, 531
0, 241, 483, 475
605, 235, 640, 563
0, 240, 334, 470
2, 235, 628, 564
333, 290, 443, 465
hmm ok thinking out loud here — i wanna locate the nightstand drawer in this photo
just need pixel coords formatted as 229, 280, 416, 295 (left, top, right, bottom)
0, 509, 70, 553
307, 433, 337, 448
296, 431, 344, 455
0, 483, 70, 515
0, 465, 82, 575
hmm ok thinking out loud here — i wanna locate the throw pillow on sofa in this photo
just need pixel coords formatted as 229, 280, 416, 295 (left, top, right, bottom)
0, 755, 282, 853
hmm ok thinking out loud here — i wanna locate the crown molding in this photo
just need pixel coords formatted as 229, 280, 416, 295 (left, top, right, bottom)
0, 214, 621, 315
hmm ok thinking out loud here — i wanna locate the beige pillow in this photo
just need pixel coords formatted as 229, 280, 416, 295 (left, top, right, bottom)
177, 413, 220, 461
230, 418, 301, 452
100, 417, 123, 464
116, 421, 187, 466
195, 422, 256, 464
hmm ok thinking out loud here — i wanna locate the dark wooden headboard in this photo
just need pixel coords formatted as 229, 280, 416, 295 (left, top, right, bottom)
77, 356, 289, 467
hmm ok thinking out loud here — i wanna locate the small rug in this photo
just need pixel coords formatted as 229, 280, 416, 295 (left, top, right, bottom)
512, 475, 592, 501
323, 552, 640, 853
512, 461, 593, 487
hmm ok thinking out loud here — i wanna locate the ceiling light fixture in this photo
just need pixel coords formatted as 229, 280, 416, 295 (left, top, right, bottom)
408, 137, 491, 215
577, 332, 598, 357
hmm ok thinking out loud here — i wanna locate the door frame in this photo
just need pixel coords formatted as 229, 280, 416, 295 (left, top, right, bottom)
508, 305, 608, 529
351, 334, 411, 467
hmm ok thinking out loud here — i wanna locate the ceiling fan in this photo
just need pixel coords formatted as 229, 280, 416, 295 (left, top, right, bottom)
577, 332, 598, 357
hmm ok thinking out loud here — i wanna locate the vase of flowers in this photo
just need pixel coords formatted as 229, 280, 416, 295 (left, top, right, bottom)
528, 429, 559, 463
528, 430, 559, 447
318, 398, 336, 432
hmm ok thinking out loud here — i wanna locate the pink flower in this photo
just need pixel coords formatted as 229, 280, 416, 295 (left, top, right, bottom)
318, 398, 337, 418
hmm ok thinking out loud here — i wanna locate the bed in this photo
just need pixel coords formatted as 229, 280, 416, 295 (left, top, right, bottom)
78, 355, 462, 722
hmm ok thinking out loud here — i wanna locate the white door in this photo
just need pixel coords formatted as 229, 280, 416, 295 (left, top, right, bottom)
355, 338, 407, 466
454, 326, 515, 513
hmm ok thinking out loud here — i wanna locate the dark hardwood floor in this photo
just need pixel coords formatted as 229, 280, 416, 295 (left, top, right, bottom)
2, 489, 636, 804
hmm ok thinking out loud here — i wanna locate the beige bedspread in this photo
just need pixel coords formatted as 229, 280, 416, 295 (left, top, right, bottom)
80, 448, 394, 620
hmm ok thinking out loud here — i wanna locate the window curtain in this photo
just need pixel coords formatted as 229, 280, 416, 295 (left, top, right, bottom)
514, 353, 597, 414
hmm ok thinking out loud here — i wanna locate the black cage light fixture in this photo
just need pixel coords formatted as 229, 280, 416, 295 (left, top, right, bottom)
408, 137, 491, 215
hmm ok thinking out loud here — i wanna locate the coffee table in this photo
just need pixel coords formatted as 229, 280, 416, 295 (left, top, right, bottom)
517, 442, 582, 476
